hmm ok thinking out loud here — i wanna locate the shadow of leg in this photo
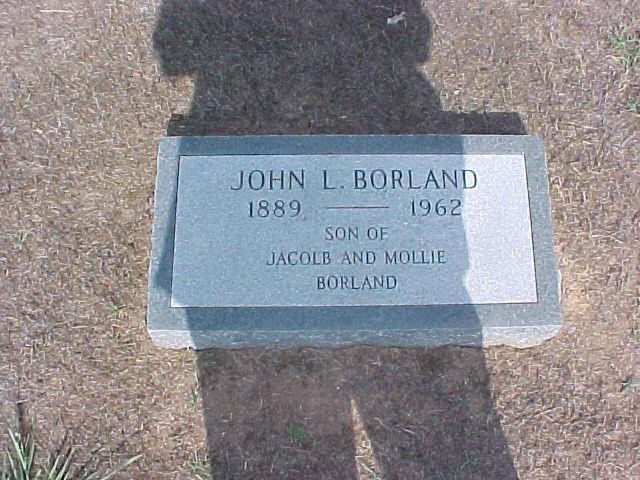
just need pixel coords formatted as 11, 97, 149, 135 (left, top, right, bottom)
197, 349, 359, 479
196, 347, 518, 479
342, 347, 518, 479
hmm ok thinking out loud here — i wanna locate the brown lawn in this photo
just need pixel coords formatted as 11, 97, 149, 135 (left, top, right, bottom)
1, 1, 638, 478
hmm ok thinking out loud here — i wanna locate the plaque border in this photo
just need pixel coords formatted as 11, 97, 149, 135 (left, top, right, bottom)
171, 153, 538, 308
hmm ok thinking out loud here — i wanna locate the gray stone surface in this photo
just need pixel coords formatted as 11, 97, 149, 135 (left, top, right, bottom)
172, 154, 536, 307
147, 135, 561, 349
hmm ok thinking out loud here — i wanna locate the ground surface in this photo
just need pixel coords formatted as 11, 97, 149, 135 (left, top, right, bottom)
1, 1, 639, 479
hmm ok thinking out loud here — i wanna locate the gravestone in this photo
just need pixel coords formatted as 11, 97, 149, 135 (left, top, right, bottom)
147, 135, 561, 349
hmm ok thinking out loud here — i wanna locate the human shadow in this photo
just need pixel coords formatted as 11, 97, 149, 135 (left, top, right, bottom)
152, 1, 522, 478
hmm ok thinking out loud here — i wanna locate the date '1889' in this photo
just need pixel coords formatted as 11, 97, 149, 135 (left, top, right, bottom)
248, 199, 301, 218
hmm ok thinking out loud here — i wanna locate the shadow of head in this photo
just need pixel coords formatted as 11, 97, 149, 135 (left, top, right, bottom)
153, 0, 524, 135
154, 0, 432, 74
152, 0, 482, 134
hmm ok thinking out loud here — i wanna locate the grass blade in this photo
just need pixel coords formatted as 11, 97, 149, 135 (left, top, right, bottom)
47, 454, 62, 480
52, 447, 76, 480
26, 433, 35, 479
8, 430, 33, 480
5, 447, 20, 480
86, 454, 142, 480
8, 432, 25, 474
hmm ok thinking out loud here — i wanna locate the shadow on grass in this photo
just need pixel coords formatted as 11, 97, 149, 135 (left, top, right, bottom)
195, 347, 518, 479
153, 1, 522, 478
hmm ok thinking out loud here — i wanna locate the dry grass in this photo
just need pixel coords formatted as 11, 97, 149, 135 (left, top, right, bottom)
1, 0, 639, 478
1, 427, 141, 479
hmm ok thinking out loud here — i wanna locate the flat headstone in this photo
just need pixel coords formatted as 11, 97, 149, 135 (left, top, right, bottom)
147, 135, 561, 349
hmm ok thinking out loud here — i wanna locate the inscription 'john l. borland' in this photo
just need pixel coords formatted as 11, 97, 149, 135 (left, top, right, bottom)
230, 168, 478, 191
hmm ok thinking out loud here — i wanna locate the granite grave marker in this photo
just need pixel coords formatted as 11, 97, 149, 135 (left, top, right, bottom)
147, 135, 561, 349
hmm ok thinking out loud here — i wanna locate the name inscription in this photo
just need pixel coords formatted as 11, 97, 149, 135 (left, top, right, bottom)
171, 154, 537, 307
229, 168, 478, 191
